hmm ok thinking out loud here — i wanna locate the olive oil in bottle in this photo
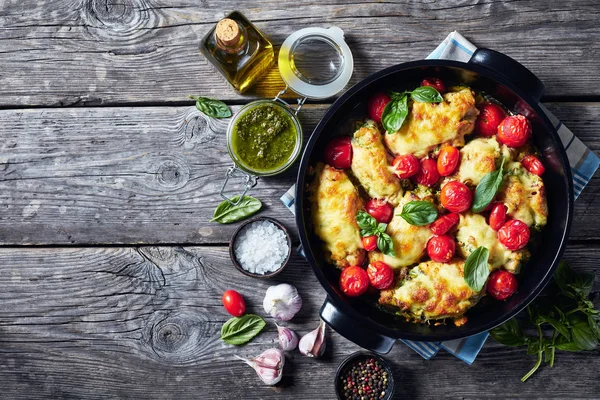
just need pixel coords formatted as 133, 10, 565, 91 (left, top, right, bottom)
200, 11, 275, 93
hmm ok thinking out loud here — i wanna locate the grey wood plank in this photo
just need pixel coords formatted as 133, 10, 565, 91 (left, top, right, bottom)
0, 244, 596, 399
0, 1, 599, 106
0, 103, 598, 245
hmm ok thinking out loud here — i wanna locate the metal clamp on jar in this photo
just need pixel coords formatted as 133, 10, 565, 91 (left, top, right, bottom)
220, 26, 354, 205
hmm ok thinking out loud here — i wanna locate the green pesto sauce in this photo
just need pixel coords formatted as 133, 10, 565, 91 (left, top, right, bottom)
232, 103, 297, 172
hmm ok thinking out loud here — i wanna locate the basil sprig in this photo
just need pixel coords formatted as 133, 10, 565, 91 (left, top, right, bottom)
356, 211, 395, 257
399, 201, 438, 226
490, 261, 600, 382
381, 86, 443, 133
190, 95, 232, 118
220, 314, 266, 345
471, 158, 505, 213
211, 195, 262, 224
463, 246, 490, 291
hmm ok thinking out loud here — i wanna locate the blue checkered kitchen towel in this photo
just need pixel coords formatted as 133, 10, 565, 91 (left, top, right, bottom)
281, 31, 600, 363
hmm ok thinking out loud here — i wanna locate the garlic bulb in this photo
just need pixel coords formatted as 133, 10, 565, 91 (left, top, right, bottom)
299, 319, 326, 357
235, 348, 285, 386
263, 283, 302, 321
276, 324, 299, 351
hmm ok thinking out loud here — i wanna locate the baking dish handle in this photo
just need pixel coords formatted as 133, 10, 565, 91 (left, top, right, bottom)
320, 298, 396, 354
468, 48, 545, 103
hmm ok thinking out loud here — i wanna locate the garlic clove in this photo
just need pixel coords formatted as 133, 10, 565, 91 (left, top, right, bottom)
299, 319, 326, 358
263, 283, 302, 321
276, 324, 299, 351
235, 348, 285, 386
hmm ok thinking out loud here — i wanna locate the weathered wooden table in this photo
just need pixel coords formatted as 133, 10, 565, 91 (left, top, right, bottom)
0, 1, 598, 398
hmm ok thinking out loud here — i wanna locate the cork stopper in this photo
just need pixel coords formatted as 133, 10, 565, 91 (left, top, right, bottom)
216, 18, 240, 47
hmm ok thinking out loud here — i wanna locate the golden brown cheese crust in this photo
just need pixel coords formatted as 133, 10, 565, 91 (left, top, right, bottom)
308, 163, 365, 268
351, 122, 403, 205
383, 88, 479, 157
452, 137, 501, 185
379, 259, 479, 323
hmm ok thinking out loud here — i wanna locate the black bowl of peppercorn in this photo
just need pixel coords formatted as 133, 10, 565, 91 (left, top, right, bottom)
335, 351, 395, 400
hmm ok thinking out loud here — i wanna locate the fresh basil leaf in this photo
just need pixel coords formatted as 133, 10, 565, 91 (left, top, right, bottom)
377, 232, 396, 257
192, 96, 232, 118
588, 315, 600, 339
490, 318, 527, 347
377, 223, 388, 233
538, 314, 571, 340
464, 246, 490, 291
210, 196, 262, 224
399, 201, 438, 226
410, 86, 443, 103
220, 314, 266, 345
571, 321, 599, 350
554, 340, 584, 352
357, 210, 378, 235
472, 158, 505, 213
554, 260, 579, 298
382, 94, 408, 134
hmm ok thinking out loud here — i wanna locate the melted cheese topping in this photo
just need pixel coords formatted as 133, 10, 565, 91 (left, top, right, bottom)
308, 163, 364, 268
379, 259, 479, 322
383, 88, 479, 157
452, 137, 501, 185
498, 163, 548, 228
456, 213, 529, 273
351, 122, 403, 205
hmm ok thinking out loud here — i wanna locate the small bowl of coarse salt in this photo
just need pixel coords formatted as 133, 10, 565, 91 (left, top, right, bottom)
230, 217, 292, 278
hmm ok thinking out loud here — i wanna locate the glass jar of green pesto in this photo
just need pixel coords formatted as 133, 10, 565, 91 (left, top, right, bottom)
220, 26, 354, 205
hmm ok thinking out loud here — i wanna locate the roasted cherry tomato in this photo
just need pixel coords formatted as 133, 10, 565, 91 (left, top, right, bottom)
487, 270, 518, 300
475, 103, 506, 137
430, 213, 460, 236
392, 154, 420, 179
367, 261, 394, 290
362, 235, 378, 252
324, 137, 352, 169
339, 266, 370, 297
366, 199, 394, 224
222, 290, 246, 317
427, 235, 456, 263
421, 77, 446, 93
488, 202, 507, 231
437, 145, 460, 176
498, 219, 530, 251
497, 114, 532, 148
440, 181, 472, 213
521, 155, 545, 176
413, 158, 440, 187
368, 92, 392, 123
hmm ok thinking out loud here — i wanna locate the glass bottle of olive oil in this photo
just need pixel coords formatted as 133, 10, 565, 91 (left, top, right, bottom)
200, 11, 275, 93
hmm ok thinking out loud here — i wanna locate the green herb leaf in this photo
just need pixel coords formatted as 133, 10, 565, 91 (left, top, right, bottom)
554, 340, 584, 352
571, 321, 599, 350
382, 94, 408, 133
399, 201, 438, 226
210, 196, 262, 224
377, 232, 396, 257
490, 319, 528, 347
192, 96, 232, 118
410, 86, 443, 103
220, 314, 266, 345
472, 158, 505, 213
464, 246, 490, 291
588, 315, 600, 339
357, 210, 378, 236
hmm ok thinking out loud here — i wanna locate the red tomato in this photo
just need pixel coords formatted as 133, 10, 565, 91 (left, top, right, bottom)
365, 199, 394, 224
392, 154, 420, 179
362, 235, 378, 252
413, 158, 440, 187
339, 266, 370, 297
427, 235, 456, 263
440, 181, 473, 213
437, 145, 460, 176
488, 202, 507, 231
421, 77, 446, 93
222, 290, 246, 317
368, 92, 392, 123
430, 213, 460, 235
521, 155, 545, 176
498, 219, 530, 251
367, 261, 394, 290
497, 114, 532, 148
476, 103, 506, 137
487, 270, 518, 300
324, 137, 352, 169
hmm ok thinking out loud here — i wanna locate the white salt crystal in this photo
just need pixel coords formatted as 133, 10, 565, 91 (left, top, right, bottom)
233, 221, 290, 274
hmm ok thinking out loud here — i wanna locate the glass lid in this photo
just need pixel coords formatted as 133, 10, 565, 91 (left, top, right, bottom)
278, 27, 353, 100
